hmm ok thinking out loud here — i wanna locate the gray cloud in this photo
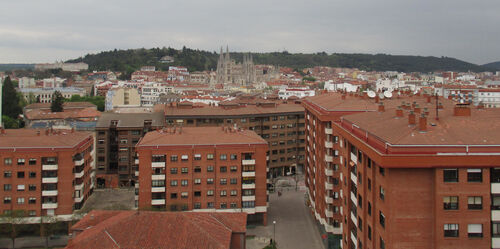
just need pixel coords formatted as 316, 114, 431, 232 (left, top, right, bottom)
1, 0, 499, 64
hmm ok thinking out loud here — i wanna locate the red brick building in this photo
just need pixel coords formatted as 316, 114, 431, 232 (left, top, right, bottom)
66, 210, 247, 249
135, 127, 269, 224
303, 92, 500, 249
0, 129, 94, 220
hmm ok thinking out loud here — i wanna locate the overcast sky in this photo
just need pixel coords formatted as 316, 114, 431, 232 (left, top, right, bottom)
1, 0, 499, 64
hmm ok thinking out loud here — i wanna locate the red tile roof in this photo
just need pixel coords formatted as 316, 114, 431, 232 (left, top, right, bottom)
24, 107, 101, 121
66, 210, 247, 249
0, 129, 92, 149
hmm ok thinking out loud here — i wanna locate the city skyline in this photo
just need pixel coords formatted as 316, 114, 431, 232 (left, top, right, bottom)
1, 0, 499, 64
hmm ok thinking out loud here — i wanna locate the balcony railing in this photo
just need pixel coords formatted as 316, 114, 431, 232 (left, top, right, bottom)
242, 159, 256, 165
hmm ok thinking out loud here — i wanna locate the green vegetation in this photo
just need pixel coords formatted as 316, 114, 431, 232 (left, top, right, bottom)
66, 47, 492, 79
0, 64, 34, 72
65, 95, 105, 111
263, 241, 277, 249
483, 61, 500, 70
302, 76, 316, 82
1, 76, 24, 128
50, 91, 64, 112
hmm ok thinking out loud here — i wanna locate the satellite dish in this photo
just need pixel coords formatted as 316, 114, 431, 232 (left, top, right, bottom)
378, 93, 385, 99
384, 91, 393, 98
367, 91, 376, 98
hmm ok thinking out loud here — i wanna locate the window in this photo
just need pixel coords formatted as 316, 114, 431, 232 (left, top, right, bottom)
230, 178, 237, 184
207, 202, 214, 208
194, 203, 201, 209
181, 155, 188, 161
444, 169, 458, 182
152, 180, 165, 187
207, 190, 214, 196
4, 158, 12, 165
181, 192, 188, 198
17, 171, 25, 178
468, 224, 483, 237
443, 196, 459, 210
492, 222, 500, 237
368, 202, 372, 216
17, 158, 25, 165
220, 166, 227, 173
181, 180, 188, 186
380, 237, 385, 249
230, 203, 237, 208
207, 178, 214, 184
4, 184, 11, 191
467, 169, 482, 182
170, 155, 178, 162
468, 196, 482, 210
170, 168, 178, 174
230, 166, 238, 172
231, 190, 237, 196
207, 166, 214, 172
29, 185, 36, 191
181, 167, 188, 174
194, 178, 201, 184
194, 167, 201, 173
368, 178, 371, 191
368, 225, 372, 240
194, 154, 201, 160
17, 197, 25, 204
220, 203, 227, 209
220, 154, 227, 160
379, 211, 385, 228
220, 190, 227, 196
29, 159, 37, 165
207, 154, 214, 160
170, 193, 177, 199
170, 180, 178, 186
444, 224, 459, 237
29, 198, 36, 204
29, 172, 36, 178
4, 197, 11, 204
379, 166, 385, 176
242, 201, 255, 208
379, 186, 385, 200
29, 210, 36, 216
194, 191, 201, 197
230, 154, 237, 160
4, 171, 11, 178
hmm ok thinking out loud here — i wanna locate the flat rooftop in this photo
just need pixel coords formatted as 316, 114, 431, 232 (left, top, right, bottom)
161, 103, 304, 118
0, 129, 92, 149
137, 127, 268, 147
96, 112, 164, 128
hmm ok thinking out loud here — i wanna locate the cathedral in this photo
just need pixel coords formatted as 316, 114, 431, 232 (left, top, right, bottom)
216, 46, 279, 86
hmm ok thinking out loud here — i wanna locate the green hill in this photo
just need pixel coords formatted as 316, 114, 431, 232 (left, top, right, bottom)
483, 61, 500, 70
0, 64, 35, 72
67, 47, 491, 78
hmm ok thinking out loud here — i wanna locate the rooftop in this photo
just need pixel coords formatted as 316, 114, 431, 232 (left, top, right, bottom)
25, 107, 101, 121
0, 129, 92, 150
137, 127, 267, 147
96, 112, 164, 128
24, 102, 97, 110
66, 210, 247, 249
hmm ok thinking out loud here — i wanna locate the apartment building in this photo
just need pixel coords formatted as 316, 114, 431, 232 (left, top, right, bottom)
0, 129, 94, 220
304, 92, 500, 249
135, 127, 269, 224
160, 100, 305, 177
95, 112, 164, 188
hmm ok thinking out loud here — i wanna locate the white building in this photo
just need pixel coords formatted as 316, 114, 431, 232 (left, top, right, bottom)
141, 82, 174, 106
105, 87, 141, 111
324, 81, 360, 92
278, 88, 315, 99
18, 87, 86, 103
19, 77, 36, 88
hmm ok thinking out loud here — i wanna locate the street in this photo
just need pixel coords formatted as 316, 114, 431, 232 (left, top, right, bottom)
246, 176, 325, 249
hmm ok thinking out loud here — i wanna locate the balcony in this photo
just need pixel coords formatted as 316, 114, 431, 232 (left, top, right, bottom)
242, 195, 256, 201
325, 168, 333, 176
266, 156, 269, 161
135, 183, 139, 189
42, 164, 58, 171
351, 172, 357, 184
242, 159, 256, 165
492, 183, 500, 194
266, 167, 269, 172
90, 171, 96, 178
135, 158, 139, 165
151, 187, 166, 192
493, 210, 500, 221
75, 183, 84, 191
350, 152, 357, 163
325, 182, 333, 190
42, 177, 58, 184
74, 158, 84, 166
151, 174, 165, 180
350, 231, 357, 248
351, 191, 357, 205
493, 238, 500, 248
325, 196, 333, 204
135, 171, 139, 177
325, 209, 333, 217
351, 211, 358, 226
74, 171, 84, 178
325, 155, 333, 162
242, 171, 256, 177
42, 203, 58, 209
74, 196, 84, 202
42, 190, 58, 196
325, 128, 333, 135
151, 162, 165, 168
242, 183, 256, 189
325, 141, 333, 148
151, 199, 165, 205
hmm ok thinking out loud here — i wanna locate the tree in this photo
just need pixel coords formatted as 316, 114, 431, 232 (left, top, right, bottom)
51, 91, 64, 112
2, 76, 22, 119
0, 209, 27, 249
1, 115, 19, 128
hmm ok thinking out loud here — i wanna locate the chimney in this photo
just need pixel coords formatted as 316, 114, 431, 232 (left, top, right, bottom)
454, 104, 471, 117
419, 114, 427, 132
395, 106, 404, 118
378, 102, 385, 112
408, 111, 416, 126
375, 95, 379, 103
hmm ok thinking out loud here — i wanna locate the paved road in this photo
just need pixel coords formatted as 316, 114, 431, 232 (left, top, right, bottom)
0, 235, 68, 249
247, 176, 325, 249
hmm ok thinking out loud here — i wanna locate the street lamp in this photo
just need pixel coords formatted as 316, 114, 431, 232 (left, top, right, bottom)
273, 220, 276, 246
